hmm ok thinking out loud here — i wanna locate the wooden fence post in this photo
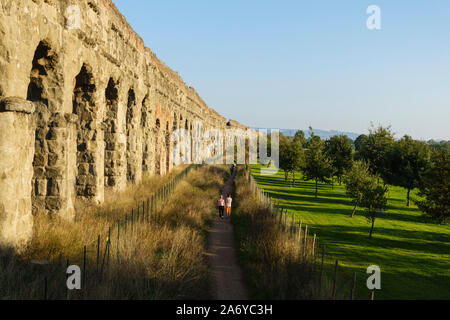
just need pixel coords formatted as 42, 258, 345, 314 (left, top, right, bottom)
332, 260, 338, 300
107, 227, 111, 266
298, 220, 302, 242
117, 220, 120, 263
350, 272, 356, 300
319, 244, 326, 292
303, 225, 308, 260
292, 214, 295, 234
83, 245, 86, 288
96, 235, 100, 274
284, 209, 288, 231
311, 233, 316, 264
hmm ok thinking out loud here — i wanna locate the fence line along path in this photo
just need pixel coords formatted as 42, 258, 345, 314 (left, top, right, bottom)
205, 171, 249, 300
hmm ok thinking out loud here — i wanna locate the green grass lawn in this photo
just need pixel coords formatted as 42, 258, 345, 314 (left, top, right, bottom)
250, 164, 450, 300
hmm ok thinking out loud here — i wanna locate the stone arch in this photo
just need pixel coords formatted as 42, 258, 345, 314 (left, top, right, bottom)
173, 112, 178, 131
190, 120, 194, 163
165, 119, 170, 173
27, 40, 64, 216
104, 77, 120, 188
126, 88, 137, 182
155, 117, 161, 175
141, 94, 151, 173
72, 63, 99, 200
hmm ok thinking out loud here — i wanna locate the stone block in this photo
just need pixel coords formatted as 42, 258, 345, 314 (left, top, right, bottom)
76, 175, 87, 186
35, 179, 47, 196
45, 196, 63, 210
47, 153, 63, 166
46, 166, 64, 178
32, 196, 46, 215
33, 153, 47, 167
0, 97, 35, 114
33, 166, 45, 178
78, 163, 90, 175
47, 178, 62, 196
86, 185, 97, 196
47, 140, 60, 153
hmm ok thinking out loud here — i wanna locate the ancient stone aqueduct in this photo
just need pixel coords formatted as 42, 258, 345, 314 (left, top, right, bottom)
0, 0, 251, 247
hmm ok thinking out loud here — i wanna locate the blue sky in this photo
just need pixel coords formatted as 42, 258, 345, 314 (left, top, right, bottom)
114, 0, 450, 140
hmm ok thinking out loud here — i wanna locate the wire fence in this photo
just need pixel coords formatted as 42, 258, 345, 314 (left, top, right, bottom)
246, 168, 376, 300
37, 164, 200, 300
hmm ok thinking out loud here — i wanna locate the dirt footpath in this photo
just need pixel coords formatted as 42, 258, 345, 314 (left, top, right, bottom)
205, 172, 249, 300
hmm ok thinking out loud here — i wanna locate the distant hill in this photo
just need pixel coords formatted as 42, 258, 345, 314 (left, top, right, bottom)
251, 128, 362, 141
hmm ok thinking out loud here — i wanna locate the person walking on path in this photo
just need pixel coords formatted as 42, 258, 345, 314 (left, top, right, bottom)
218, 195, 225, 219
226, 193, 232, 217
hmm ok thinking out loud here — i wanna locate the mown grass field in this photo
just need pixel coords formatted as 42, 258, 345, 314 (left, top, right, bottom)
250, 164, 450, 300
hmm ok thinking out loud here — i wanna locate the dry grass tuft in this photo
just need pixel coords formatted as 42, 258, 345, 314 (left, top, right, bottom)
0, 165, 228, 299
233, 166, 337, 299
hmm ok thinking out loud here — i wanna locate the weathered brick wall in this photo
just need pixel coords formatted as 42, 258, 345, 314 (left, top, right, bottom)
0, 0, 253, 248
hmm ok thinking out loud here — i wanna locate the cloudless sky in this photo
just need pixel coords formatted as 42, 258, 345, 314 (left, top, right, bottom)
114, 0, 450, 140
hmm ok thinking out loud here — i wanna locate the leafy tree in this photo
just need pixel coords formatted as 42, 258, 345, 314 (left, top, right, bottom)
385, 136, 431, 206
344, 161, 372, 217
360, 182, 388, 238
414, 150, 449, 223
279, 135, 304, 185
325, 135, 353, 185
354, 134, 369, 157
427, 140, 450, 152
356, 125, 395, 182
293, 130, 307, 148
303, 132, 333, 198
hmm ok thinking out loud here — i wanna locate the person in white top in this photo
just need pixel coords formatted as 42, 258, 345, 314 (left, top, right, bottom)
217, 195, 225, 219
226, 193, 232, 217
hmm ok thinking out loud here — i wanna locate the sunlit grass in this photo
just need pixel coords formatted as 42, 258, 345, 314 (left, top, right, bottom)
250, 164, 450, 300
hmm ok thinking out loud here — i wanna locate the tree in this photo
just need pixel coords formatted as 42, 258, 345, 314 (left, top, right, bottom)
344, 161, 372, 217
325, 135, 353, 185
303, 132, 333, 198
279, 135, 304, 185
293, 130, 307, 148
360, 182, 388, 238
427, 140, 450, 152
414, 150, 449, 223
356, 125, 395, 182
385, 136, 431, 206
354, 134, 369, 157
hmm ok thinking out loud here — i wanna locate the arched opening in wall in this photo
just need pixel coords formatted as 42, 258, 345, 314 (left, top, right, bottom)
72, 64, 98, 199
173, 113, 178, 132
165, 121, 170, 173
126, 89, 136, 182
190, 123, 194, 163
104, 78, 119, 187
155, 118, 161, 175
141, 95, 150, 173
27, 40, 59, 215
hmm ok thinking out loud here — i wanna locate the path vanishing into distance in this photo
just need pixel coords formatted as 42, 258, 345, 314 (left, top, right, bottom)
205, 172, 249, 300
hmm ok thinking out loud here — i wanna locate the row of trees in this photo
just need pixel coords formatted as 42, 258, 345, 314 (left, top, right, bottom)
278, 125, 449, 236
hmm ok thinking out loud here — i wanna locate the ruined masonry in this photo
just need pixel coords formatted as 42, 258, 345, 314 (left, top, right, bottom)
0, 0, 250, 248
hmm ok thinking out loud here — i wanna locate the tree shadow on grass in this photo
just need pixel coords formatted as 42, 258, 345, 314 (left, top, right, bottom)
308, 224, 450, 256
